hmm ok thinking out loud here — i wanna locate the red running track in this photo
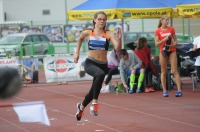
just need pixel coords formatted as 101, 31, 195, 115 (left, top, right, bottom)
0, 78, 200, 132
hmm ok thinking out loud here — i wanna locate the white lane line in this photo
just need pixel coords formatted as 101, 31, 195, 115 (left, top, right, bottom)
15, 97, 122, 132
35, 87, 200, 129
37, 86, 199, 109
72, 83, 200, 108
0, 116, 30, 132
133, 95, 200, 109
100, 102, 200, 129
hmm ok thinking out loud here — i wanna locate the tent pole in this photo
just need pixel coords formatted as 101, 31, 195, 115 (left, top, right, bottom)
182, 17, 185, 40
65, 0, 68, 25
187, 18, 190, 36
142, 18, 144, 32
31, 20, 33, 26
65, 0, 70, 53
170, 18, 173, 26
121, 19, 124, 49
182, 17, 185, 36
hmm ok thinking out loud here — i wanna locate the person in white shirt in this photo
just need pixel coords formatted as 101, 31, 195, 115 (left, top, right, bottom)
192, 36, 200, 81
104, 50, 120, 85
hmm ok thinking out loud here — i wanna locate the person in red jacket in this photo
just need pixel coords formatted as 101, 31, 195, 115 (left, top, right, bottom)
134, 37, 150, 69
154, 15, 182, 97
134, 37, 154, 92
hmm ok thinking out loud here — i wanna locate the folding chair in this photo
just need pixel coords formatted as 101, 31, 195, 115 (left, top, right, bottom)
190, 70, 199, 91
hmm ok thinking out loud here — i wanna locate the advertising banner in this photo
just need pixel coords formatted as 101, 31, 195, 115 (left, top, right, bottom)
0, 58, 20, 68
64, 24, 83, 43
43, 55, 93, 83
121, 8, 173, 19
50, 26, 63, 42
68, 9, 118, 20
0, 58, 21, 76
1, 27, 20, 37
21, 58, 39, 83
21, 26, 41, 34
177, 4, 200, 17
0, 58, 40, 83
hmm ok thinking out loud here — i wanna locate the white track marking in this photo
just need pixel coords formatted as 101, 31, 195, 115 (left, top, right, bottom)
14, 97, 122, 132
132, 95, 200, 109
34, 87, 200, 129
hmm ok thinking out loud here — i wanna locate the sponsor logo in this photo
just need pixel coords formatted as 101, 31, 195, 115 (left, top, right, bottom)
0, 59, 16, 64
123, 13, 131, 18
47, 59, 75, 73
161, 33, 171, 37
72, 12, 112, 18
131, 11, 167, 16
94, 36, 100, 40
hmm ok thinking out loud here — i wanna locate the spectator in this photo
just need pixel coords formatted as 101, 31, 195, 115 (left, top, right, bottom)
134, 37, 154, 92
192, 35, 200, 81
30, 61, 38, 83
154, 15, 182, 97
102, 49, 120, 90
119, 49, 144, 94
134, 37, 150, 69
20, 61, 38, 83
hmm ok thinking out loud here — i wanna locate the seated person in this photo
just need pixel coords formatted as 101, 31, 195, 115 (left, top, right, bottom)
134, 37, 155, 92
103, 49, 120, 88
119, 49, 144, 94
192, 35, 200, 81
20, 61, 38, 83
134, 37, 150, 69
21, 67, 32, 83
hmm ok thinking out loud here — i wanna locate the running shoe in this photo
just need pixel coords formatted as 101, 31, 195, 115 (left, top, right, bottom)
90, 103, 99, 116
163, 92, 169, 97
75, 103, 84, 121
175, 91, 182, 97
128, 89, 134, 94
136, 88, 142, 93
150, 87, 155, 92
145, 88, 151, 93
125, 88, 129, 93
